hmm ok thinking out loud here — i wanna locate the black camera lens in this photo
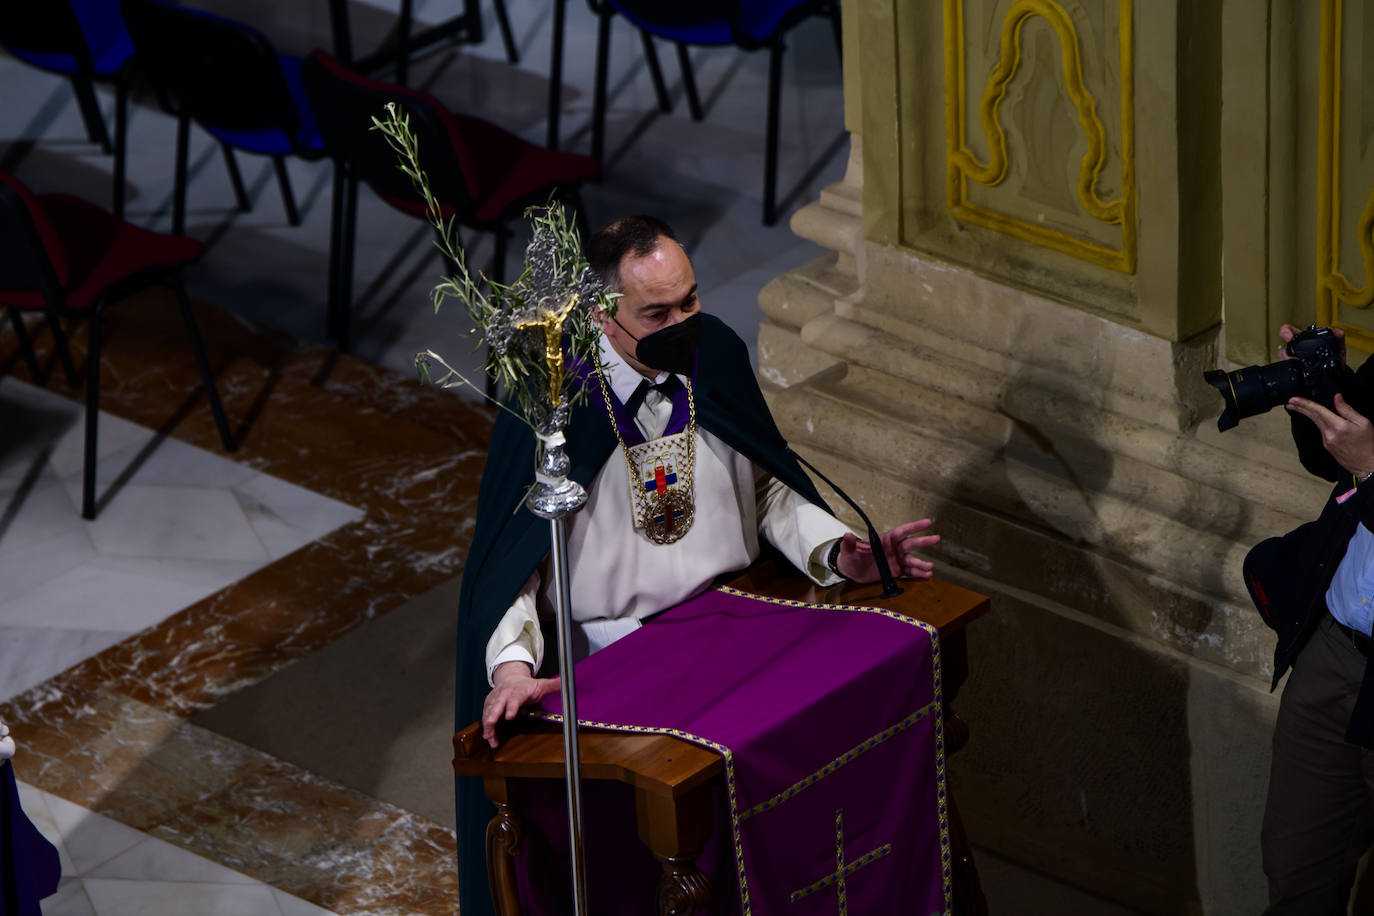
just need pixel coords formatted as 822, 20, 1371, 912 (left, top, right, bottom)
1204, 362, 1305, 431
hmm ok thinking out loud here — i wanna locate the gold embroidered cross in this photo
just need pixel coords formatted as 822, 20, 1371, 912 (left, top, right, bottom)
515, 293, 578, 405
788, 809, 891, 914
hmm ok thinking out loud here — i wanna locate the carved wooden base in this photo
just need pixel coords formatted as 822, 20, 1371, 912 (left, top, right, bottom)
656, 855, 712, 916
485, 778, 525, 916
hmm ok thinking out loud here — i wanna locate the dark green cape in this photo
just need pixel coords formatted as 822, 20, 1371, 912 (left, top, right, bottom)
454, 315, 830, 916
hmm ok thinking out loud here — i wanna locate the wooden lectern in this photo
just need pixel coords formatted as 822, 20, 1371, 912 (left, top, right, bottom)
453, 558, 991, 915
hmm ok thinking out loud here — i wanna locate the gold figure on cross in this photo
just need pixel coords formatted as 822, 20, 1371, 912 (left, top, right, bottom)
516, 293, 579, 406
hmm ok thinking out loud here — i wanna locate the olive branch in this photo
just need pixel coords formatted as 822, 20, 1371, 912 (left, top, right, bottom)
370, 102, 616, 431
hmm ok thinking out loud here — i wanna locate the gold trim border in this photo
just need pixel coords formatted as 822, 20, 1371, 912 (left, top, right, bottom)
529, 586, 954, 916
944, 0, 1136, 273
1316, 0, 1374, 352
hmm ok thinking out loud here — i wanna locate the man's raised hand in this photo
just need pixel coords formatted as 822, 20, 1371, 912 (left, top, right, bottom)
835, 519, 940, 583
482, 662, 561, 748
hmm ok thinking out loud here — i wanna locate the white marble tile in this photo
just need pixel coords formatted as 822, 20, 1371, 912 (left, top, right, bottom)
0, 627, 129, 702
60, 482, 268, 564
82, 436, 259, 491
231, 474, 363, 562
40, 792, 149, 877
16, 785, 342, 916
88, 836, 258, 885
0, 479, 92, 556
35, 402, 157, 485
0, 380, 79, 483
39, 878, 97, 916
0, 560, 228, 632
0, 522, 96, 606
81, 879, 285, 916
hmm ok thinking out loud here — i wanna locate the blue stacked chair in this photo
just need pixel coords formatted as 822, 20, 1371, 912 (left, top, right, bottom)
0, 0, 135, 215
590, 0, 841, 226
119, 0, 325, 235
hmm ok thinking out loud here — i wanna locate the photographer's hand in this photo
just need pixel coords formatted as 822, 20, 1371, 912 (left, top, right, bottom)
1279, 324, 1347, 367
1286, 392, 1374, 477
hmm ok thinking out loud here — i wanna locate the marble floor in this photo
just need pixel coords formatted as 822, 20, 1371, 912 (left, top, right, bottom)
18, 780, 334, 916
0, 378, 363, 704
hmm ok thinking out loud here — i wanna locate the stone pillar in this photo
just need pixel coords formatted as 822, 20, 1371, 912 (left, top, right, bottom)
758, 1, 1374, 912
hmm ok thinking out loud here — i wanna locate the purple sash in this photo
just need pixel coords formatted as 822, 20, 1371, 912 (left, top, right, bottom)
529, 586, 952, 916
571, 354, 692, 446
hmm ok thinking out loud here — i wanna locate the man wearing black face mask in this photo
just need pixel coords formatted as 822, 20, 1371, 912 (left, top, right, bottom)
452, 216, 940, 916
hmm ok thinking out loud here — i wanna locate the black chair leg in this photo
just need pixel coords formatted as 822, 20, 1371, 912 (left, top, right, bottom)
493, 0, 519, 65
272, 156, 300, 225
592, 7, 612, 162
337, 176, 359, 353
70, 76, 111, 153
397, 0, 413, 86
326, 163, 345, 341
221, 144, 251, 212
113, 74, 128, 218
485, 226, 507, 401
640, 31, 671, 113
675, 42, 703, 121
81, 313, 101, 520
173, 276, 235, 453
5, 308, 45, 384
491, 226, 507, 288
45, 311, 80, 387
174, 114, 190, 235
568, 187, 590, 239
547, 0, 568, 150
763, 39, 783, 226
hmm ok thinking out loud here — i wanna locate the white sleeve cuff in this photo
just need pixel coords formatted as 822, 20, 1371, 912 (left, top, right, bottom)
488, 646, 538, 686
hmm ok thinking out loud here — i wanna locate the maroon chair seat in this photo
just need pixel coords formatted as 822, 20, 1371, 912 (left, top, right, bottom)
301, 49, 600, 351
376, 113, 600, 225
0, 194, 204, 311
0, 171, 235, 519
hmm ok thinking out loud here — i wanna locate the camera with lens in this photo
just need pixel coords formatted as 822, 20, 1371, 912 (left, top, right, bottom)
1204, 325, 1344, 431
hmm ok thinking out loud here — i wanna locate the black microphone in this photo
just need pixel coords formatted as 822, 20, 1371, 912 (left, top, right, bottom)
706, 391, 903, 598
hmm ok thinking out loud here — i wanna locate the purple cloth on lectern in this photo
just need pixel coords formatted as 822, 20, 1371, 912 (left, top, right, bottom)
1, 760, 61, 916
528, 586, 951, 916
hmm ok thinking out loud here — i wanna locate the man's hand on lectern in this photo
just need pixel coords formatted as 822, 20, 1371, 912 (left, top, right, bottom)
835, 519, 940, 583
483, 662, 562, 748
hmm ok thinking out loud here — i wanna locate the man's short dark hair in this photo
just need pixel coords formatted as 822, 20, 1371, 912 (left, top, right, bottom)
587, 215, 681, 292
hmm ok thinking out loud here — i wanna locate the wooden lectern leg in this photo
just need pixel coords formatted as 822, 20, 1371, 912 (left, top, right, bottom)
635, 784, 713, 916
656, 856, 712, 916
484, 776, 526, 916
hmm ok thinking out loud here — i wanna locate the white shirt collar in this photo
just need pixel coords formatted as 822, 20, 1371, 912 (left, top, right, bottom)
598, 331, 676, 404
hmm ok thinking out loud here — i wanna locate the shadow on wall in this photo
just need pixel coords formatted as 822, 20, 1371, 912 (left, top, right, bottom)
929, 354, 1275, 915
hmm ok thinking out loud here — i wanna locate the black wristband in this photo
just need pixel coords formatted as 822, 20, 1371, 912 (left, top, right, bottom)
826, 538, 847, 580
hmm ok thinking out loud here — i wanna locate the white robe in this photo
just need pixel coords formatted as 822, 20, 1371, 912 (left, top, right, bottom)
485, 334, 854, 683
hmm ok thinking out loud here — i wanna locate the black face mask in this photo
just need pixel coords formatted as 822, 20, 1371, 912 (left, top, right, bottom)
615, 313, 701, 376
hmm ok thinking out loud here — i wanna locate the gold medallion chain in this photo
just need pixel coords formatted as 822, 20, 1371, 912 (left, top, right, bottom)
594, 359, 697, 544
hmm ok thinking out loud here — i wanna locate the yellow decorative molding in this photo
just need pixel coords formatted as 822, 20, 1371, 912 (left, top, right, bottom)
1316, 0, 1374, 351
944, 0, 1136, 273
